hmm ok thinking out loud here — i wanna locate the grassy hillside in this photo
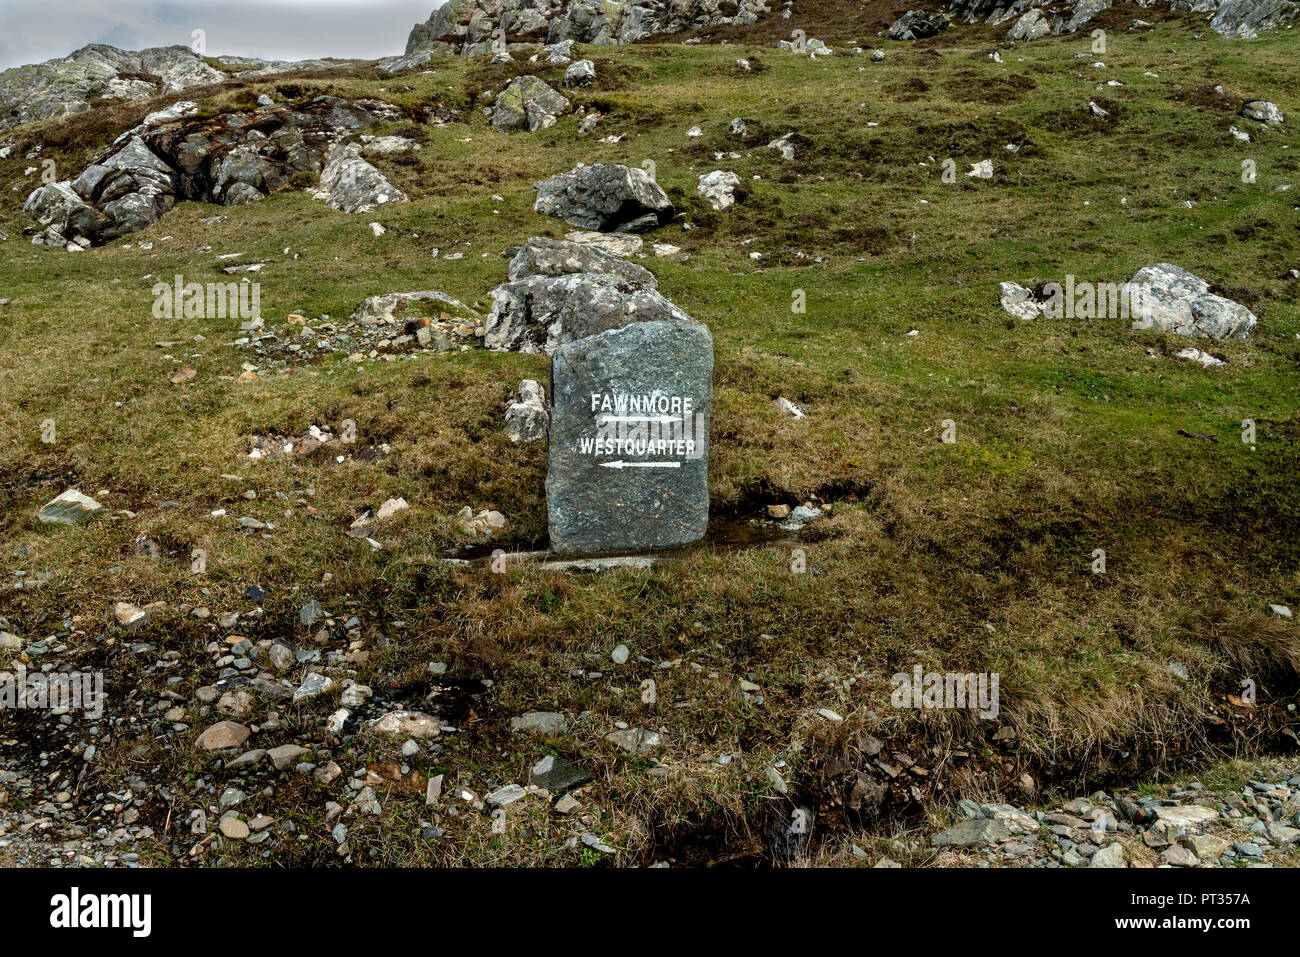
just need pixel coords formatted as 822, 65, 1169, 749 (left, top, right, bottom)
0, 16, 1297, 866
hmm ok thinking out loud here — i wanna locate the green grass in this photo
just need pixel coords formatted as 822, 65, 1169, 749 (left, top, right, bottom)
0, 21, 1297, 866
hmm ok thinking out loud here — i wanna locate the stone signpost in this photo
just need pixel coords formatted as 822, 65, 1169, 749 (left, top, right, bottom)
547, 319, 713, 555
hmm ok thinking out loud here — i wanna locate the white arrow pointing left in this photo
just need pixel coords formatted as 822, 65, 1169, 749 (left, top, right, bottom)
599, 460, 683, 470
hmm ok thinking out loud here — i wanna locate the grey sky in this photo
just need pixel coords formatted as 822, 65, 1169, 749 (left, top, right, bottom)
0, 0, 444, 70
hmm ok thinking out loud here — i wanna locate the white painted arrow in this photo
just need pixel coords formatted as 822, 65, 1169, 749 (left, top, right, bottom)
600, 460, 682, 470
598, 415, 683, 425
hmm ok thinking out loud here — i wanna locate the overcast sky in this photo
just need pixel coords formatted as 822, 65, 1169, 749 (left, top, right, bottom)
0, 0, 443, 70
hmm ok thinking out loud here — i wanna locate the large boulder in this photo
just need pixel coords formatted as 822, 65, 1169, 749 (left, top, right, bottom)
534, 163, 674, 233
1241, 99, 1285, 125
483, 271, 691, 353
563, 59, 597, 87
507, 236, 656, 285
315, 143, 408, 213
1129, 264, 1258, 339
1007, 9, 1054, 40
887, 10, 952, 39
491, 76, 571, 132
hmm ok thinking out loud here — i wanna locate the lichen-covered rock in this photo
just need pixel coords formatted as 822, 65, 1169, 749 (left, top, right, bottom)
315, 143, 408, 213
1061, 0, 1112, 31
484, 271, 691, 353
563, 59, 597, 87
887, 10, 952, 40
0, 43, 224, 133
37, 489, 104, 525
534, 162, 674, 232
697, 170, 742, 211
1006, 9, 1053, 40
563, 230, 644, 257
1210, 0, 1299, 37
1129, 263, 1258, 338
1240, 99, 1284, 124
491, 75, 571, 132
507, 236, 656, 286
23, 182, 109, 248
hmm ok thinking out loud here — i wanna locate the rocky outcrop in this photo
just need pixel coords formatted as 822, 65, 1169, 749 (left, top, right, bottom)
1210, 0, 1299, 36
948, 0, 1047, 22
954, 0, 1110, 39
25, 95, 405, 248
0, 44, 223, 132
491, 76, 571, 132
400, 0, 776, 59
888, 10, 952, 40
1006, 9, 1054, 40
949, 0, 1296, 38
533, 163, 674, 233
0, 43, 379, 133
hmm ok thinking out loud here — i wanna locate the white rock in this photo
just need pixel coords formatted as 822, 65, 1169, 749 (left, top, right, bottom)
1175, 347, 1225, 367
113, 601, 150, 631
376, 497, 409, 521
697, 170, 742, 211
38, 489, 103, 525
999, 281, 1042, 320
1151, 805, 1219, 827
775, 397, 806, 419
504, 380, 549, 443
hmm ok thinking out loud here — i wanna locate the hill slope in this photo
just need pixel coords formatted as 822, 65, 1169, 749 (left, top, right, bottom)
0, 19, 1297, 867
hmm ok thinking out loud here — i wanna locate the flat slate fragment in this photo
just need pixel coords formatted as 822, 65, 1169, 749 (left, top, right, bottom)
547, 320, 712, 556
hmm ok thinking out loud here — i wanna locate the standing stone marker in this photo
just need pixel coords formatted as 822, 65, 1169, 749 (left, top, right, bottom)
547, 320, 712, 555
